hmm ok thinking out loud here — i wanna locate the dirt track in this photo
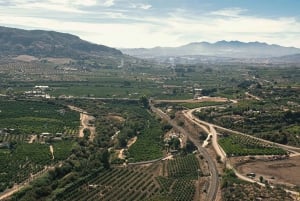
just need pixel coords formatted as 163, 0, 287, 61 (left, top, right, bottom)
0, 166, 54, 200
68, 105, 96, 139
118, 136, 137, 159
79, 113, 95, 139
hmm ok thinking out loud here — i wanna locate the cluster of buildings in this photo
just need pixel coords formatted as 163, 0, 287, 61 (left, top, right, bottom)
24, 85, 51, 98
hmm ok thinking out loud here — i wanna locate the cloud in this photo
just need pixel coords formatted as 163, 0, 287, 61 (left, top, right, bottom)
210, 7, 247, 17
5, 0, 113, 11
130, 3, 152, 10
15, 2, 86, 13
72, 0, 98, 7
103, 0, 114, 7
140, 4, 152, 10
0, 4, 299, 48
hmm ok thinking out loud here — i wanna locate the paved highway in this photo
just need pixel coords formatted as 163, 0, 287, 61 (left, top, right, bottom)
150, 105, 219, 201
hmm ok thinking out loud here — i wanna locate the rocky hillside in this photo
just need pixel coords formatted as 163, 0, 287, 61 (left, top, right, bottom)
0, 26, 122, 59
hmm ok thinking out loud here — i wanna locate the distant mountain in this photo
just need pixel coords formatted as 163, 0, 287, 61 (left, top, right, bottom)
270, 54, 300, 63
0, 26, 122, 59
121, 41, 300, 59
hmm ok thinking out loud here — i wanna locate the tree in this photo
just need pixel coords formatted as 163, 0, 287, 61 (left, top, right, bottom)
101, 149, 110, 169
83, 128, 90, 140
139, 95, 149, 109
117, 134, 127, 148
216, 155, 222, 163
162, 122, 173, 131
185, 139, 197, 153
169, 138, 180, 150
123, 81, 131, 86
259, 176, 264, 183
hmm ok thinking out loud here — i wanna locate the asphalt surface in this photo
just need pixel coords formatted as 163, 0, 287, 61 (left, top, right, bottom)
150, 105, 219, 201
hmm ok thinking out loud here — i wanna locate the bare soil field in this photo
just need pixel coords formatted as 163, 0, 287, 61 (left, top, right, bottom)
13, 55, 38, 62
44, 57, 73, 64
233, 156, 300, 186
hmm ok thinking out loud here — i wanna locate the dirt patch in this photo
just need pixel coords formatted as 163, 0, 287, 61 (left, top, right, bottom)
107, 115, 125, 122
127, 136, 137, 147
50, 145, 54, 160
14, 55, 38, 62
68, 105, 85, 113
118, 149, 125, 160
79, 113, 96, 139
28, 135, 37, 143
43, 57, 73, 64
245, 92, 261, 101
268, 163, 296, 169
235, 156, 300, 186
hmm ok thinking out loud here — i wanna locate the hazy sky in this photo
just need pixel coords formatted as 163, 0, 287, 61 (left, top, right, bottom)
0, 0, 299, 48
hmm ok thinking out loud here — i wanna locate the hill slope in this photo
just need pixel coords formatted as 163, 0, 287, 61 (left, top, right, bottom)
122, 41, 300, 58
0, 26, 122, 59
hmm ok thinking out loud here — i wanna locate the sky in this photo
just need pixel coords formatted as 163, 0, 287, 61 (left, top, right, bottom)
0, 0, 299, 48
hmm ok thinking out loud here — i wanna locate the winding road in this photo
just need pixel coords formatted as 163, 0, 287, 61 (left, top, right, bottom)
187, 108, 300, 153
183, 107, 300, 196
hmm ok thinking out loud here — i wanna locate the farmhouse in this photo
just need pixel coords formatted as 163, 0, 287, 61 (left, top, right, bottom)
25, 86, 51, 98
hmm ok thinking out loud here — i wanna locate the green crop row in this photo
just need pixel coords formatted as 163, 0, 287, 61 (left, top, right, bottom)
0, 99, 79, 135
219, 134, 287, 156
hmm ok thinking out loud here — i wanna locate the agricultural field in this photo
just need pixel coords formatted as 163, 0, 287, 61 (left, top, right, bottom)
63, 99, 165, 162
0, 134, 28, 142
0, 99, 79, 135
158, 154, 201, 201
54, 165, 160, 201
191, 67, 300, 147
17, 153, 201, 201
0, 98, 78, 193
0, 59, 299, 201
0, 60, 265, 100
194, 96, 300, 147
218, 133, 287, 156
0, 140, 74, 192
127, 118, 164, 162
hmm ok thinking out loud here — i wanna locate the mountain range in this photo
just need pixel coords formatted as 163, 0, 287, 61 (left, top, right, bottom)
0, 26, 122, 59
1, 26, 300, 64
121, 41, 300, 59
